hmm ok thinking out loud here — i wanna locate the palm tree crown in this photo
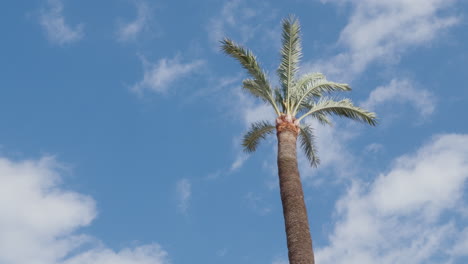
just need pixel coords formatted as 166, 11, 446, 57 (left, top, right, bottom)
221, 16, 377, 167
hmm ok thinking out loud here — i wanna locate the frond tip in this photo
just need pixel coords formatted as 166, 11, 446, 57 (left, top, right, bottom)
298, 98, 378, 125
220, 38, 281, 115
278, 15, 302, 114
292, 75, 352, 115
299, 124, 320, 167
242, 121, 276, 153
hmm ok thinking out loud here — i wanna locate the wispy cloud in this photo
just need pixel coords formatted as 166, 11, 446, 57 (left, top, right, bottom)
271, 258, 288, 264
116, 0, 152, 42
317, 134, 468, 263
216, 248, 228, 257
227, 87, 277, 173
0, 156, 169, 264
132, 55, 204, 94
229, 153, 249, 173
311, 0, 460, 80
176, 178, 191, 213
207, 0, 278, 49
297, 119, 358, 184
362, 79, 436, 119
244, 192, 272, 215
39, 0, 84, 45
364, 143, 384, 154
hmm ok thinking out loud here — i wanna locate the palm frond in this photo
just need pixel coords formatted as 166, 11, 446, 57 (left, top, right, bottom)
242, 79, 274, 103
242, 121, 276, 153
315, 112, 333, 126
277, 15, 302, 113
297, 98, 377, 125
292, 77, 351, 115
291, 72, 325, 97
274, 87, 286, 113
298, 124, 320, 167
221, 38, 280, 115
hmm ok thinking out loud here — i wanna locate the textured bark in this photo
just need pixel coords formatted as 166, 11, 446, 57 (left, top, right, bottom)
276, 116, 314, 264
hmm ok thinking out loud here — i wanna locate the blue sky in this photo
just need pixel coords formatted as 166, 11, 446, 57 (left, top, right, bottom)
1, 0, 468, 263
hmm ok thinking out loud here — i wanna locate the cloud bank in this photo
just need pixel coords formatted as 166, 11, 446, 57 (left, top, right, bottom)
317, 134, 468, 264
312, 0, 460, 80
0, 156, 169, 264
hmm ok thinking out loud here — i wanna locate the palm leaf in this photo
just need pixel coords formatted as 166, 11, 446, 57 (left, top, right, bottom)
278, 15, 302, 113
274, 87, 286, 113
314, 112, 333, 126
242, 121, 276, 153
291, 72, 325, 98
297, 98, 377, 125
298, 124, 320, 167
221, 38, 280, 115
292, 77, 351, 115
242, 79, 274, 104
297, 101, 333, 126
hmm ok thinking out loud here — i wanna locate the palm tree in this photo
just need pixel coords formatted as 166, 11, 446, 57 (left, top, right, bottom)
221, 16, 376, 264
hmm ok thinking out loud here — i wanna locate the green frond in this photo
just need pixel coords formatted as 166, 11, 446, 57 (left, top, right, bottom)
298, 124, 320, 167
292, 76, 351, 115
274, 87, 286, 113
242, 121, 276, 153
278, 15, 302, 114
315, 112, 333, 126
298, 102, 332, 126
242, 79, 274, 104
297, 98, 377, 125
221, 38, 269, 87
221, 38, 281, 115
293, 72, 326, 96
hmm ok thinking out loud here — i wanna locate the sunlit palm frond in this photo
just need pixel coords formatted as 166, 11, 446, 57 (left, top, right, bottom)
274, 87, 286, 113
242, 121, 276, 153
242, 79, 274, 104
221, 38, 269, 87
278, 15, 302, 113
297, 98, 377, 125
298, 124, 320, 167
314, 112, 333, 126
221, 38, 280, 115
292, 77, 351, 115
297, 102, 332, 126
291, 72, 325, 97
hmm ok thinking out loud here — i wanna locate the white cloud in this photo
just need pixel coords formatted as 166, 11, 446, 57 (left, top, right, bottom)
243, 103, 276, 127
176, 179, 191, 213
316, 134, 468, 264
216, 247, 228, 257
132, 55, 204, 94
62, 244, 168, 264
232, 83, 276, 127
39, 0, 84, 45
364, 143, 384, 154
362, 79, 436, 118
244, 192, 272, 215
312, 0, 460, 80
450, 228, 468, 257
298, 119, 357, 183
0, 156, 168, 264
229, 153, 249, 173
117, 0, 152, 42
271, 258, 288, 264
207, 0, 278, 49
222, 83, 277, 173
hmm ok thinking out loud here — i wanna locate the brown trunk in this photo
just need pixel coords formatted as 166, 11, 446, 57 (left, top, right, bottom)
276, 116, 315, 264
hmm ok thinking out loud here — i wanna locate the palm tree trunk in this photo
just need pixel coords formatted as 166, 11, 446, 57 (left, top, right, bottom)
276, 118, 315, 264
